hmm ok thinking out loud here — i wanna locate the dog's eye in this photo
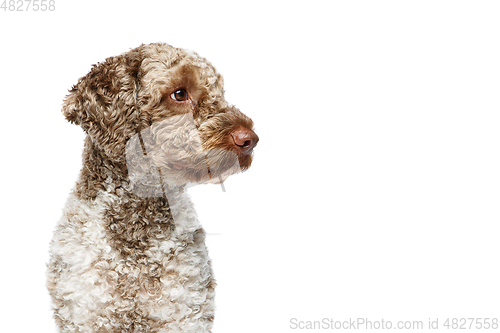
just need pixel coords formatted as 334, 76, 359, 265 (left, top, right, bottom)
171, 89, 188, 101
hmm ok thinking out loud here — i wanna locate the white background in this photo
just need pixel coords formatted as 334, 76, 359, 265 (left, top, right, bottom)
1, 1, 500, 332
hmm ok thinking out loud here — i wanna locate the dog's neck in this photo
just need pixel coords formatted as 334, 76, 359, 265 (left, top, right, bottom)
75, 136, 185, 203
73, 137, 200, 256
74, 136, 127, 200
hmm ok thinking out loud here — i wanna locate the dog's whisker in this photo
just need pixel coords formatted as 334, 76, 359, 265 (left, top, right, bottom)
219, 178, 226, 192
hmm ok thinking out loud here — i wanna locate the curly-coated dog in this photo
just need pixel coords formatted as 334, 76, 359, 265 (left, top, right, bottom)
47, 43, 258, 333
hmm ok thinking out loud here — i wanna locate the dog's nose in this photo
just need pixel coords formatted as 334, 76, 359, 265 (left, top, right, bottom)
231, 126, 259, 155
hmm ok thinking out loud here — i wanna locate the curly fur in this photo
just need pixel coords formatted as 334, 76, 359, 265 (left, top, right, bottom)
47, 43, 258, 333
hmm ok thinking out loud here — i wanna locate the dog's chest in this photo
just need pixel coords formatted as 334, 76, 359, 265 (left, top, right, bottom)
49, 190, 215, 325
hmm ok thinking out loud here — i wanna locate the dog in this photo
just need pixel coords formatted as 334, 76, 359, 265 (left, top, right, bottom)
47, 43, 258, 333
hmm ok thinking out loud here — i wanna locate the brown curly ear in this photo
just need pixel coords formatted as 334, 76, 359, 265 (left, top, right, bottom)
62, 46, 144, 162
61, 86, 82, 125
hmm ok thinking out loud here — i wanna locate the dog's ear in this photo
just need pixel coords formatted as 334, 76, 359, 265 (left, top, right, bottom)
61, 89, 81, 124
61, 48, 143, 162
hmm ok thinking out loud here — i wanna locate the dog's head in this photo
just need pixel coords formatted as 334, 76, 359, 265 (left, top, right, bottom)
63, 43, 258, 190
